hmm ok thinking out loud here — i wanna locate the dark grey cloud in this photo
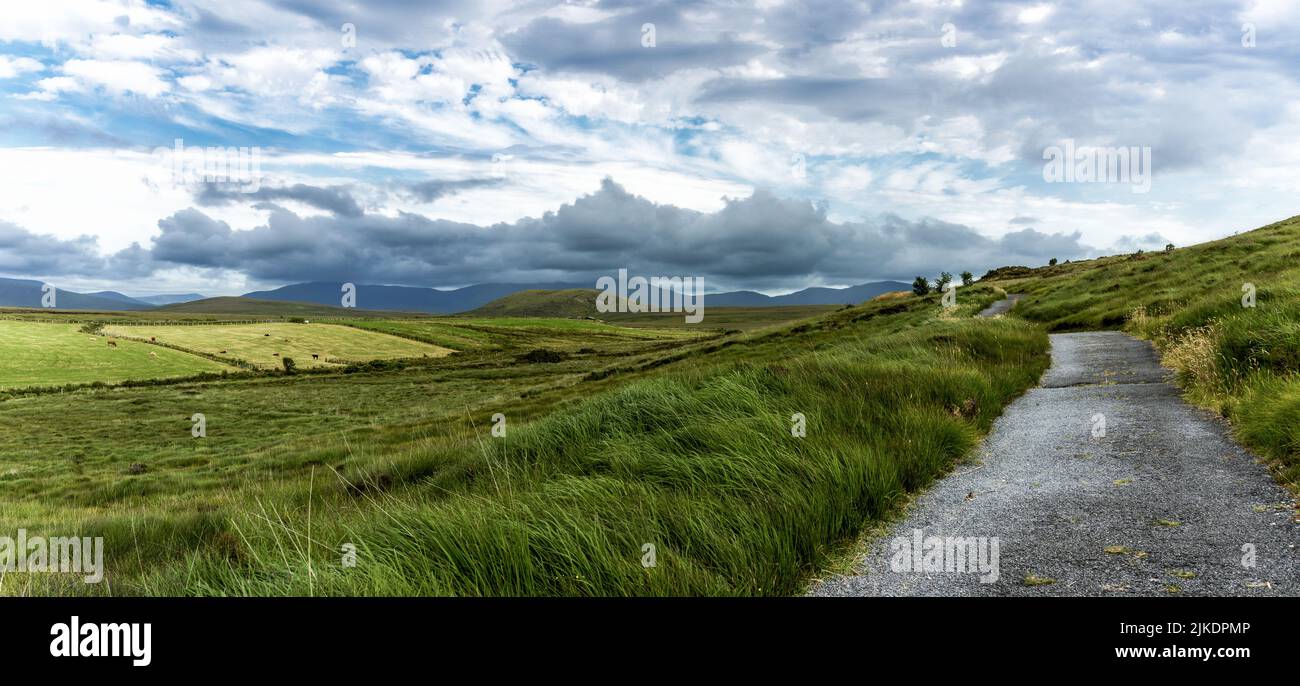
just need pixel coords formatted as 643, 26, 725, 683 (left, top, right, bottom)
402, 178, 503, 203
141, 179, 1092, 290
195, 183, 364, 217
0, 221, 152, 279
503, 3, 766, 81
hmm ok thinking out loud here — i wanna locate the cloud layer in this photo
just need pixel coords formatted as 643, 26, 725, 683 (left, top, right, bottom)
0, 0, 1296, 294
4, 179, 1114, 291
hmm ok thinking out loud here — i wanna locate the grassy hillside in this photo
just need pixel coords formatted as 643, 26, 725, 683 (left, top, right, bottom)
3, 284, 1050, 595
469, 289, 600, 318
0, 321, 232, 389
990, 214, 1300, 490
605, 304, 840, 331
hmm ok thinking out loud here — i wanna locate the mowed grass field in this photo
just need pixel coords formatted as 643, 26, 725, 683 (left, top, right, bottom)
0, 320, 231, 389
102, 322, 452, 368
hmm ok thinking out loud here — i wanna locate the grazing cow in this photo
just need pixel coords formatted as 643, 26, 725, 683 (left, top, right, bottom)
220, 349, 227, 354
311, 354, 319, 360
273, 352, 279, 357
107, 340, 117, 348
150, 336, 156, 342
264, 333, 270, 337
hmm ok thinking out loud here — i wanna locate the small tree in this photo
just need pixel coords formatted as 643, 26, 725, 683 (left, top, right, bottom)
911, 276, 931, 296
936, 271, 953, 292
281, 356, 297, 374
1165, 243, 1175, 252
960, 271, 974, 287
1048, 258, 1058, 266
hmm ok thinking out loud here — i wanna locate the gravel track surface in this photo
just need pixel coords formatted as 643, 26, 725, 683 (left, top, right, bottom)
810, 330, 1299, 597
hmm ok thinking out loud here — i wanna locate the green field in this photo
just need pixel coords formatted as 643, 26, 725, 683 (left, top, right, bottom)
347, 316, 702, 351
0, 320, 231, 389
19, 211, 1300, 597
603, 305, 839, 331
0, 287, 1060, 596
102, 322, 453, 369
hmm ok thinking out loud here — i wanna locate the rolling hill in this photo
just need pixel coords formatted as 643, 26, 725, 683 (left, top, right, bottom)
242, 281, 589, 314
135, 293, 206, 306
468, 289, 601, 318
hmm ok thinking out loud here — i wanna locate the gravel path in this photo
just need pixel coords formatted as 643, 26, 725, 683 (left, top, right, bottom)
976, 293, 1023, 317
810, 330, 1299, 596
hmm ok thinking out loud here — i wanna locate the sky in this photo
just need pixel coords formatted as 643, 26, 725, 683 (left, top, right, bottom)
0, 0, 1298, 296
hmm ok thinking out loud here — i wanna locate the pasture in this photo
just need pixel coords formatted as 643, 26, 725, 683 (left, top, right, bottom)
101, 322, 453, 368
347, 316, 702, 351
0, 320, 230, 390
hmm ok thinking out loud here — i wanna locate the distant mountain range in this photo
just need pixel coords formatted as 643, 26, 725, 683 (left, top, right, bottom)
242, 280, 913, 313
0, 278, 207, 310
1, 275, 911, 313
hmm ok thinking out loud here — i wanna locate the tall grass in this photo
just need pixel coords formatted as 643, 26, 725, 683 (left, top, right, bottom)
137, 312, 1047, 596
8, 291, 1049, 595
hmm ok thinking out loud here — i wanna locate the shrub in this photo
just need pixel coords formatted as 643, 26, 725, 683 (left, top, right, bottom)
516, 349, 567, 364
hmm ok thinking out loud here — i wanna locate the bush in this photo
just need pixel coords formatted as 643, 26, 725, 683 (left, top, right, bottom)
516, 349, 567, 364
281, 357, 297, 374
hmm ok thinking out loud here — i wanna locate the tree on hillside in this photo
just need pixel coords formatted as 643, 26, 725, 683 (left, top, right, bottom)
1049, 257, 1058, 266
912, 276, 931, 296
960, 271, 974, 287
936, 271, 953, 292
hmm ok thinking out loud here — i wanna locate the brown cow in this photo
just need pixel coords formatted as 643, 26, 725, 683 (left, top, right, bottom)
107, 340, 117, 348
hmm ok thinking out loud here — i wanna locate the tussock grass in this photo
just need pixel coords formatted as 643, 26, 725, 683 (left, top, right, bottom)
5, 289, 1050, 595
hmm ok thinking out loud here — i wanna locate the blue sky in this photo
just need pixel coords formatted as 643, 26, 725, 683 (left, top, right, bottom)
1, 0, 1298, 295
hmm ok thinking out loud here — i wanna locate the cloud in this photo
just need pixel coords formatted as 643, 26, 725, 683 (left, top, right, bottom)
195, 183, 364, 217
0, 56, 44, 79
3, 0, 1300, 288
402, 178, 504, 203
141, 179, 1091, 290
26, 58, 170, 99
0, 221, 151, 279
503, 10, 765, 82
